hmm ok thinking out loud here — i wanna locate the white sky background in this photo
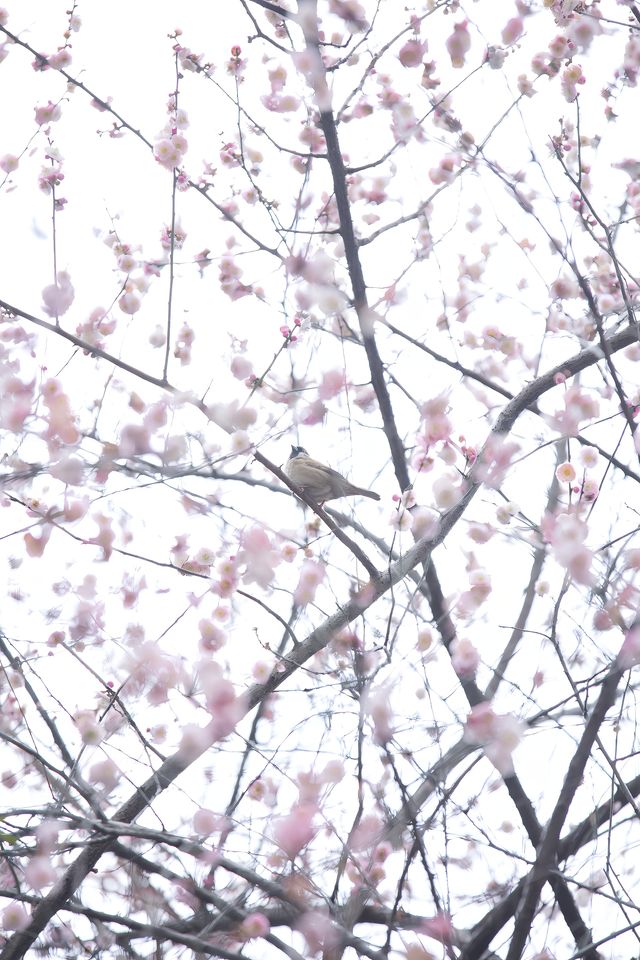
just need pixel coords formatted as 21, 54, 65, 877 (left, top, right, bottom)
1, 1, 640, 957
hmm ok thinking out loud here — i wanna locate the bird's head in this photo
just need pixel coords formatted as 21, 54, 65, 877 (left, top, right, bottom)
290, 445, 308, 458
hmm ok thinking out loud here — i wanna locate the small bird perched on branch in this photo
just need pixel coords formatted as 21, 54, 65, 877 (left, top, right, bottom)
284, 445, 380, 504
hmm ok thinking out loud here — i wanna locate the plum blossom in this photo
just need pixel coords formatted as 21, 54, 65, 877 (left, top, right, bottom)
550, 385, 599, 436
201, 671, 243, 740
457, 570, 492, 617
617, 623, 640, 669
208, 399, 257, 432
578, 446, 599, 469
199, 619, 226, 653
399, 38, 427, 67
421, 394, 452, 444
0, 153, 18, 173
48, 48, 72, 70
239, 526, 279, 588
2, 903, 30, 931
318, 369, 345, 400
502, 17, 524, 45
390, 504, 414, 532
555, 461, 576, 483
294, 559, 325, 605
548, 511, 594, 584
364, 684, 394, 744
273, 803, 318, 859
241, 913, 270, 940
42, 378, 79, 445
118, 287, 142, 315
1, 375, 35, 432
230, 355, 253, 380
329, 0, 369, 32
193, 808, 221, 836
446, 21, 471, 68
74, 709, 104, 746
421, 912, 455, 944
25, 855, 56, 890
476, 435, 520, 488
451, 637, 480, 677
178, 723, 217, 761
42, 271, 74, 317
296, 910, 340, 955
561, 63, 585, 102
34, 100, 62, 125
433, 473, 463, 510
464, 702, 524, 774
412, 507, 438, 539
153, 139, 182, 169
88, 758, 120, 792
429, 152, 461, 185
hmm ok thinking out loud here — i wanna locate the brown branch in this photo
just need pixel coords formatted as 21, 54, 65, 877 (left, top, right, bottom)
505, 663, 625, 960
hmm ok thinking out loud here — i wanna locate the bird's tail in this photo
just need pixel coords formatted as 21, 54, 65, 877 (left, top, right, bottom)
348, 485, 380, 501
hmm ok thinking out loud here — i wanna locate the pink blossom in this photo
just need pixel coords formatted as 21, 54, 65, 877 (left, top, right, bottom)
451, 637, 480, 677
581, 478, 599, 502
476, 435, 520, 488
193, 808, 220, 835
25, 855, 56, 890
2, 903, 30, 931
446, 21, 471, 68
239, 526, 279, 588
555, 461, 576, 483
399, 39, 427, 68
178, 723, 216, 761
42, 271, 74, 317
421, 912, 455, 944
318, 369, 345, 401
412, 507, 438, 539
617, 625, 640, 669
0, 153, 18, 173
87, 512, 115, 560
50, 456, 84, 485
549, 511, 587, 557
199, 619, 227, 653
1, 376, 34, 432
42, 378, 79, 444
118, 424, 151, 456
328, 0, 369, 32
154, 138, 181, 170
464, 703, 524, 774
230, 355, 253, 380
118, 289, 142, 315
24, 525, 51, 558
200, 664, 244, 739
273, 803, 318, 858
364, 685, 394, 744
433, 474, 462, 510
74, 709, 104, 746
49, 48, 72, 70
300, 399, 327, 425
296, 910, 339, 954
502, 17, 524, 45
261, 93, 300, 112
389, 506, 413, 532
566, 13, 601, 52
35, 820, 61, 853
34, 100, 62, 125
294, 559, 325, 605
561, 63, 585, 102
240, 912, 270, 940
88, 758, 120, 792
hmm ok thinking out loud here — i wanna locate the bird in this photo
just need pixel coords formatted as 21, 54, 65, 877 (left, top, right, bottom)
284, 446, 380, 504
